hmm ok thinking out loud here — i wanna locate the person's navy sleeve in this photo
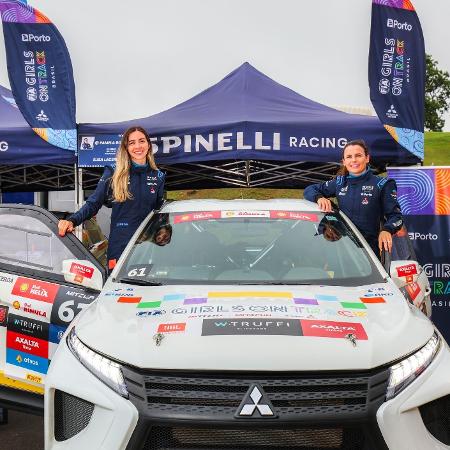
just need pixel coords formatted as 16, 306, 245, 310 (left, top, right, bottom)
380, 179, 403, 234
155, 170, 165, 210
67, 166, 113, 226
304, 178, 338, 202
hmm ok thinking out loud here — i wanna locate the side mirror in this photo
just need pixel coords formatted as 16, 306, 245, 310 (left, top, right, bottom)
389, 260, 420, 289
62, 259, 103, 291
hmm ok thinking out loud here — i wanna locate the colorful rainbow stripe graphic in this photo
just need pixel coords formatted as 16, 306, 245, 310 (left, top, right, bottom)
372, 0, 415, 10
0, 1, 51, 23
388, 168, 450, 215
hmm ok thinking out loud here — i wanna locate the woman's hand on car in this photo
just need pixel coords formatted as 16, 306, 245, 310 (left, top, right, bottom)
58, 219, 74, 236
317, 197, 333, 212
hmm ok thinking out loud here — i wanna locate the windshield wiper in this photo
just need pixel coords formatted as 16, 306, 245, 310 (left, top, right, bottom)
117, 277, 164, 286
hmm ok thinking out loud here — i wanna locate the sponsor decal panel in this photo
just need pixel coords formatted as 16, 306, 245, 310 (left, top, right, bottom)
405, 282, 421, 301
0, 305, 8, 326
49, 324, 67, 344
6, 348, 49, 374
7, 330, 48, 358
69, 262, 94, 279
117, 296, 141, 304
50, 285, 97, 327
174, 211, 221, 224
157, 323, 186, 334
26, 373, 43, 384
7, 313, 49, 341
12, 277, 60, 303
396, 264, 418, 277
0, 273, 14, 284
269, 211, 318, 222
11, 298, 51, 320
202, 318, 302, 336
300, 320, 368, 340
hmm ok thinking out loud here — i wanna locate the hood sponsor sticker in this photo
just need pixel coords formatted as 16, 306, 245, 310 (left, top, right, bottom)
117, 296, 141, 304
12, 277, 60, 304
221, 210, 270, 219
202, 318, 302, 336
396, 264, 418, 277
157, 323, 186, 333
300, 320, 368, 340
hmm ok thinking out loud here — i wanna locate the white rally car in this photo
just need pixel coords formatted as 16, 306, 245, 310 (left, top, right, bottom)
1, 200, 447, 449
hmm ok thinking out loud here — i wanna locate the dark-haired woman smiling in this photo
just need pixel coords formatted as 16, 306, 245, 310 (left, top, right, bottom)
304, 139, 403, 257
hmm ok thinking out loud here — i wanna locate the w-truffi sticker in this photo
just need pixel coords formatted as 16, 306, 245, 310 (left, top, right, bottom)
202, 318, 302, 336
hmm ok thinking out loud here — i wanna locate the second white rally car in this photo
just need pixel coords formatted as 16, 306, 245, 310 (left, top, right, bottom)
44, 199, 450, 450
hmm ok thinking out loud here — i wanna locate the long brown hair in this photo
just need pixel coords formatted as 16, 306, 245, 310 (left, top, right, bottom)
336, 139, 370, 177
111, 126, 158, 202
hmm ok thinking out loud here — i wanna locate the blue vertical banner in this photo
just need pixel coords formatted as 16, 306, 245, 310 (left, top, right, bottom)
369, 0, 425, 161
0, 0, 76, 150
388, 167, 450, 343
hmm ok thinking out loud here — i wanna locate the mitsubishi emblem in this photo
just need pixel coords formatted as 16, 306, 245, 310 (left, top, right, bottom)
235, 384, 277, 418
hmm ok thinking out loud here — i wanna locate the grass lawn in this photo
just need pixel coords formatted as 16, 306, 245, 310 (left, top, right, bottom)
167, 131, 450, 201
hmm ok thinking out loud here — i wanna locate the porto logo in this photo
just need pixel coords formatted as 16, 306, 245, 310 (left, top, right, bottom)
386, 18, 412, 31
21, 33, 51, 42
235, 384, 275, 418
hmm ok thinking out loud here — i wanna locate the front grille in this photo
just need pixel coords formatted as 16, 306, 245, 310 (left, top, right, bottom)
54, 390, 94, 441
123, 369, 389, 422
419, 394, 450, 445
143, 426, 365, 450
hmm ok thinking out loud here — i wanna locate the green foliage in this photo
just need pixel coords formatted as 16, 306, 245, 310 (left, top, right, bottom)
423, 131, 450, 166
425, 54, 450, 132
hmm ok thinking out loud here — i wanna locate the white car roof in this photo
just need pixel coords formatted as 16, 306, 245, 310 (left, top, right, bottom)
161, 198, 321, 213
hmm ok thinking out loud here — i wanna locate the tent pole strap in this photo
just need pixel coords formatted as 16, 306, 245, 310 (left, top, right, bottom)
245, 161, 250, 187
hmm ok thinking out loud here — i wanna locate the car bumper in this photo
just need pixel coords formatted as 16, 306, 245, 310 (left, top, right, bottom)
45, 335, 450, 450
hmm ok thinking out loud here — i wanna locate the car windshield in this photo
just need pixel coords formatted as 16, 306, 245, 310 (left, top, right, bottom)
117, 210, 384, 286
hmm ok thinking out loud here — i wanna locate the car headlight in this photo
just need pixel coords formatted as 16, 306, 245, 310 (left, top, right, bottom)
67, 328, 128, 398
386, 332, 441, 400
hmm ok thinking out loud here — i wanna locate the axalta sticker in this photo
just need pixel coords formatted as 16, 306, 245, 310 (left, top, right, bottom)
396, 264, 417, 277
221, 210, 270, 218
70, 263, 94, 279
300, 320, 368, 340
12, 277, 59, 304
270, 211, 319, 222
7, 330, 48, 358
157, 323, 186, 333
174, 211, 221, 224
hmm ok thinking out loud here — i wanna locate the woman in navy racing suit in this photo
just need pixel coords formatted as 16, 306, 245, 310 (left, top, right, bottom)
304, 139, 403, 257
58, 126, 165, 270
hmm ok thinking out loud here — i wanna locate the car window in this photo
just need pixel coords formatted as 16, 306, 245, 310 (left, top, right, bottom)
118, 210, 384, 286
0, 214, 77, 276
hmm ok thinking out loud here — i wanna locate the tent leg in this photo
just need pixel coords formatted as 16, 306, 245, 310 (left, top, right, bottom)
74, 164, 83, 241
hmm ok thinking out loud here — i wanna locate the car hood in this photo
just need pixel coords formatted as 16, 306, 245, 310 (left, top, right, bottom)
75, 281, 433, 371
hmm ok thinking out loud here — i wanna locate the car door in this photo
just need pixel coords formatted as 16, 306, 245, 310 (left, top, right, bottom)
0, 204, 106, 414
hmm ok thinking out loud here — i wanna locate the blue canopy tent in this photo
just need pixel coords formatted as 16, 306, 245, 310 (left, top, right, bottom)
0, 84, 84, 191
79, 63, 418, 189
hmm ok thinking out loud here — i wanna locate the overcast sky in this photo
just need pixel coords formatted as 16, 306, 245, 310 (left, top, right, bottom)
1, 0, 449, 130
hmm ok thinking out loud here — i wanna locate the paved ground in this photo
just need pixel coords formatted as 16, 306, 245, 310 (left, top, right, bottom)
0, 410, 44, 450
